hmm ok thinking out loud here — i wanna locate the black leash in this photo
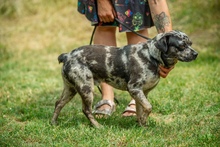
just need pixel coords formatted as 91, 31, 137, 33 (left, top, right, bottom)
89, 25, 97, 46
114, 18, 152, 40
90, 18, 152, 45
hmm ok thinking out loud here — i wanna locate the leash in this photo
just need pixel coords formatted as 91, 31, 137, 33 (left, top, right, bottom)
89, 25, 97, 46
114, 18, 152, 40
90, 18, 152, 45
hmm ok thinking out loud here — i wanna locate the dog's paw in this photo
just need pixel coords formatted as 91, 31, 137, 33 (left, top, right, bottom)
91, 123, 103, 129
50, 120, 58, 126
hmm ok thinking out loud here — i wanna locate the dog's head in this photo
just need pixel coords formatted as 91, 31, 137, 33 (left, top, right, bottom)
154, 30, 198, 67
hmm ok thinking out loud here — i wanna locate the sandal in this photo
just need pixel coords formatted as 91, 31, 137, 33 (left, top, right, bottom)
122, 99, 136, 117
93, 100, 115, 117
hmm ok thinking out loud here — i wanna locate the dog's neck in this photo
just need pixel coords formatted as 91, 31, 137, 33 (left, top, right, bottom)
147, 41, 165, 67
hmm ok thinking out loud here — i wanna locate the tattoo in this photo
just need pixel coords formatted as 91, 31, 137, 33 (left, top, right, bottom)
153, 12, 170, 33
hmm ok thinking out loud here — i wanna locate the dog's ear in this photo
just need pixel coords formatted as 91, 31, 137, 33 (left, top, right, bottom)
154, 36, 168, 53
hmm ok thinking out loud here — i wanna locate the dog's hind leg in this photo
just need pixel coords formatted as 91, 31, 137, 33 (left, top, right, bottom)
78, 85, 102, 128
51, 85, 77, 125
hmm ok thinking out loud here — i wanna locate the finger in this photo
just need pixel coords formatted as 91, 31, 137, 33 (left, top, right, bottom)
99, 16, 104, 23
109, 14, 115, 22
101, 16, 107, 23
159, 65, 175, 78
105, 14, 114, 22
159, 70, 167, 78
99, 16, 111, 23
159, 65, 174, 73
112, 9, 117, 18
168, 66, 175, 71
106, 17, 112, 23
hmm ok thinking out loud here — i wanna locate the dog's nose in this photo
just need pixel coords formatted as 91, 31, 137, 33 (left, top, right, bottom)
193, 51, 198, 58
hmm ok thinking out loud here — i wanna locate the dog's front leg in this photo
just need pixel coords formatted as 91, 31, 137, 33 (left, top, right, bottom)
128, 88, 152, 126
136, 101, 148, 127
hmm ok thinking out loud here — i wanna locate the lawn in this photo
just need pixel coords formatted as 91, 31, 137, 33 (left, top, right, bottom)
0, 0, 219, 146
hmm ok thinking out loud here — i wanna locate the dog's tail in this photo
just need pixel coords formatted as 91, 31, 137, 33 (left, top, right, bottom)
58, 53, 68, 64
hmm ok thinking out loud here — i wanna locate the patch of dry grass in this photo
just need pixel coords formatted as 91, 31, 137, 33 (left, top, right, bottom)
0, 0, 94, 52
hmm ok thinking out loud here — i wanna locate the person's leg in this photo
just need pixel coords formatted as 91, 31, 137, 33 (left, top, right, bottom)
126, 29, 149, 44
93, 26, 117, 115
122, 29, 149, 117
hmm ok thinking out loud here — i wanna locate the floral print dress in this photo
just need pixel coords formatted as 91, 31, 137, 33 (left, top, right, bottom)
78, 0, 154, 32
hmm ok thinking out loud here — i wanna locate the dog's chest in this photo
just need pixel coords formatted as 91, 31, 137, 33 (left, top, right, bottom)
142, 76, 160, 91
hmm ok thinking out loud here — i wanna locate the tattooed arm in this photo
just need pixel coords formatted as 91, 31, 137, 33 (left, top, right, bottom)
148, 0, 172, 33
148, 0, 174, 78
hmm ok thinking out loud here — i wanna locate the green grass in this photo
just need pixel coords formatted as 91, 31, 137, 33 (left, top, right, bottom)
0, 0, 220, 146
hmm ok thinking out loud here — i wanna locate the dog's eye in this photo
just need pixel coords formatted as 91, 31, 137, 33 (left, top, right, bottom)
179, 44, 186, 50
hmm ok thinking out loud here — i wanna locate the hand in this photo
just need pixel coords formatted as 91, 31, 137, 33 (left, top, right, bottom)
97, 0, 116, 23
159, 65, 174, 78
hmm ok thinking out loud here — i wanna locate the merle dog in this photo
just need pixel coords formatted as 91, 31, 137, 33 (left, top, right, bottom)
51, 30, 198, 128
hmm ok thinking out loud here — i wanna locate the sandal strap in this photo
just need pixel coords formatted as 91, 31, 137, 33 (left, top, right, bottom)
93, 109, 112, 116
123, 107, 136, 113
94, 100, 115, 109
92, 100, 115, 116
128, 99, 136, 106
122, 99, 136, 116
